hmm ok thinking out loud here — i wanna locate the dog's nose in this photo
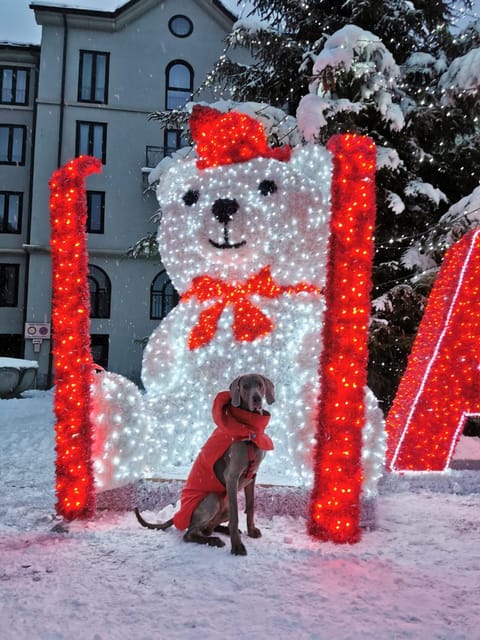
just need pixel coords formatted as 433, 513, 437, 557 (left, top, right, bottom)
212, 198, 239, 225
252, 393, 262, 406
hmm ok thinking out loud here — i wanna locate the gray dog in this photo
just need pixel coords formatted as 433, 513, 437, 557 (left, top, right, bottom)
135, 374, 275, 555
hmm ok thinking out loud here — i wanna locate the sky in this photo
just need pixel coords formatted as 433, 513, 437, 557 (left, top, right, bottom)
0, 1, 478, 46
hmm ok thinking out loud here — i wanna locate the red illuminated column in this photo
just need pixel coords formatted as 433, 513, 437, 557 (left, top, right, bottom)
309, 134, 376, 544
386, 228, 480, 471
49, 155, 102, 520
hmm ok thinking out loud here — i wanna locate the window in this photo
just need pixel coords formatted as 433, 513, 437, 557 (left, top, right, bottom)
164, 129, 188, 157
88, 265, 111, 318
78, 51, 109, 103
150, 270, 179, 320
0, 263, 19, 307
0, 67, 29, 105
145, 132, 188, 165
90, 334, 109, 369
0, 125, 26, 165
0, 192, 22, 233
165, 61, 193, 110
145, 145, 163, 167
168, 15, 193, 38
86, 191, 105, 233
0, 334, 22, 358
76, 121, 107, 163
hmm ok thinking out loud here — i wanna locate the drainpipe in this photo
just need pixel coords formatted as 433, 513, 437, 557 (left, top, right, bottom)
57, 12, 68, 167
47, 13, 69, 385
23, 47, 40, 359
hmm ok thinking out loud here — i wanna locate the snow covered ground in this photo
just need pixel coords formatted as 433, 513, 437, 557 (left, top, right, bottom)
1, 390, 480, 640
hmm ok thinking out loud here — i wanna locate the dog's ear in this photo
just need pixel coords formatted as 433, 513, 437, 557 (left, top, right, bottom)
229, 377, 242, 407
261, 376, 275, 405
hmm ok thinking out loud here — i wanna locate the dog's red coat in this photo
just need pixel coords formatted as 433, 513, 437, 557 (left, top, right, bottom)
172, 390, 274, 531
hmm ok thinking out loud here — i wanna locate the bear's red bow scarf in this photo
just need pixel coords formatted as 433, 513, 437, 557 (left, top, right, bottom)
181, 265, 322, 350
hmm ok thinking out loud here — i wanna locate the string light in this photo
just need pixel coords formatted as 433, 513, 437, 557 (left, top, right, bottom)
386, 227, 480, 471
308, 134, 377, 544
189, 104, 291, 168
91, 109, 385, 547
182, 265, 322, 349
49, 155, 102, 520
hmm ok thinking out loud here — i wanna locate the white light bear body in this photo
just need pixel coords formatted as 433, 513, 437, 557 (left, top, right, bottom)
91, 106, 384, 492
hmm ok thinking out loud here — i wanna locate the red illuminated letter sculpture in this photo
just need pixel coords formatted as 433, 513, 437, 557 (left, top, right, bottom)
49, 155, 102, 520
308, 134, 376, 544
386, 228, 480, 471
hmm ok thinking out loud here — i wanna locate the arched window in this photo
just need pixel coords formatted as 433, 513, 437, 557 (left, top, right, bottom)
150, 270, 179, 320
88, 265, 111, 318
165, 60, 193, 110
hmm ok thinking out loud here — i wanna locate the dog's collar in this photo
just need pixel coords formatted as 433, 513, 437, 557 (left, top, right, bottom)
181, 265, 322, 350
212, 391, 274, 451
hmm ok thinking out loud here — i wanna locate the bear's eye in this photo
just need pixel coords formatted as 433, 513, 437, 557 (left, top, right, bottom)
258, 180, 277, 196
183, 190, 199, 206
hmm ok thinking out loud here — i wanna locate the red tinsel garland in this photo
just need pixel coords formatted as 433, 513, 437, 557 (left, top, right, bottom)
49, 155, 102, 520
308, 134, 376, 544
386, 228, 480, 471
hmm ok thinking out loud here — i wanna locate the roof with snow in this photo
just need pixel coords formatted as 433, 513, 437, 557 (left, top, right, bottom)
30, 0, 236, 22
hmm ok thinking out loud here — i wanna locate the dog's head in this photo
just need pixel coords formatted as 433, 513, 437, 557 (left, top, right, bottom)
154, 108, 332, 294
229, 374, 275, 414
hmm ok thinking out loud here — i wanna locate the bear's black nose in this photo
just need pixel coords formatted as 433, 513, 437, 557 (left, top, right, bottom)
212, 198, 239, 225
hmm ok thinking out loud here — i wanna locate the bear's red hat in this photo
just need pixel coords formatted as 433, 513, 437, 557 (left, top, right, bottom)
189, 104, 291, 170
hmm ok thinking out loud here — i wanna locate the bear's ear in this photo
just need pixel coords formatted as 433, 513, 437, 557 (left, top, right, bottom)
151, 152, 198, 195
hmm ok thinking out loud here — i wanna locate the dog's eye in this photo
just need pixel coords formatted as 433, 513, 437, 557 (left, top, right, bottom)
258, 180, 277, 196
183, 190, 199, 206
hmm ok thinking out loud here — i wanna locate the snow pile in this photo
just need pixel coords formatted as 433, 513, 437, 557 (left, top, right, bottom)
400, 246, 438, 272
386, 190, 406, 215
0, 357, 39, 369
31, 1, 127, 10
404, 180, 447, 206
296, 94, 363, 139
232, 16, 272, 37
1, 390, 480, 640
376, 145, 404, 172
439, 47, 480, 100
297, 25, 404, 140
426, 185, 480, 253
0, 358, 39, 399
403, 51, 447, 77
311, 25, 399, 84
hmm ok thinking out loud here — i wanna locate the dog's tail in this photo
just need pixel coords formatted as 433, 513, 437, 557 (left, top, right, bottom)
134, 507, 174, 530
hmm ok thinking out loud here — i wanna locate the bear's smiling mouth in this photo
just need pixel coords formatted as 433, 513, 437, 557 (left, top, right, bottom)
209, 221, 246, 249
209, 238, 247, 250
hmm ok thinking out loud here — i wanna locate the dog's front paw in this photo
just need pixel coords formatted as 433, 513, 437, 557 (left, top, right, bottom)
231, 540, 247, 556
207, 536, 226, 548
247, 526, 262, 538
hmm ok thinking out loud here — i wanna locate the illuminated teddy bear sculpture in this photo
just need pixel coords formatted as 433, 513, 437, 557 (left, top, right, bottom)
91, 105, 385, 495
